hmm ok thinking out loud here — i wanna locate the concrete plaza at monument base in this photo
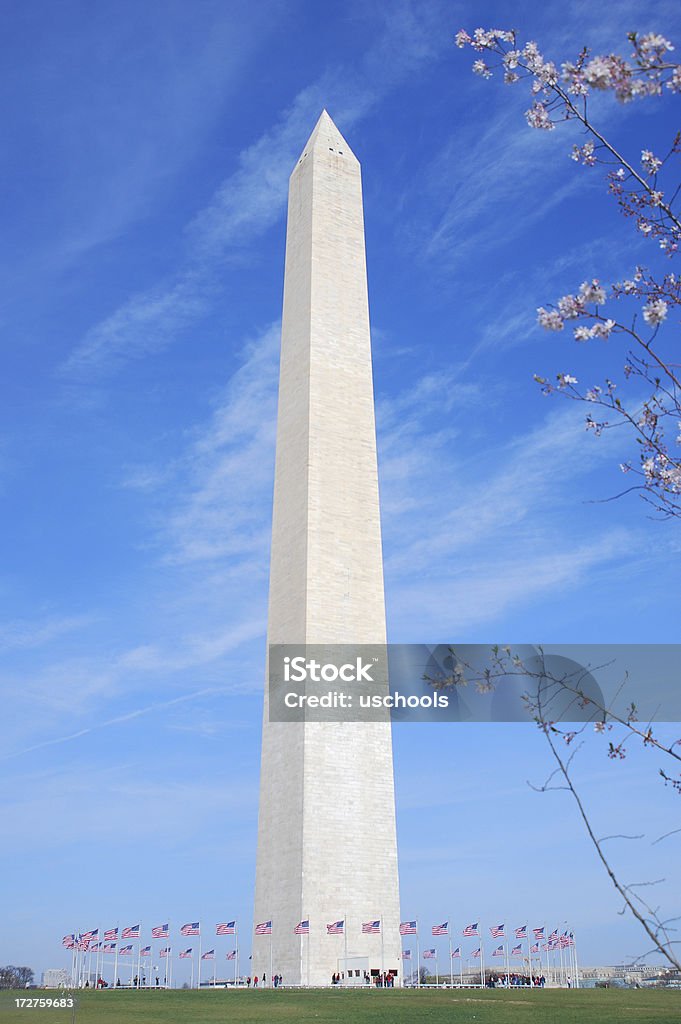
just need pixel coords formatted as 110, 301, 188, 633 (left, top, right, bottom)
2, 988, 680, 1024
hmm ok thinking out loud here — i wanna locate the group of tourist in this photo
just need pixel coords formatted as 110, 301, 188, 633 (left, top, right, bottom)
245, 974, 283, 987
331, 971, 396, 987
486, 973, 546, 988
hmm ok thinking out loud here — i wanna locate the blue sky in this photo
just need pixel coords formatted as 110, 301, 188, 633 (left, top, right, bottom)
2, 0, 680, 983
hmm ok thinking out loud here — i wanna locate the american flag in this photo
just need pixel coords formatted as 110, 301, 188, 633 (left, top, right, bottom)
152, 924, 168, 939
201, 950, 215, 960
400, 921, 417, 935
140, 946, 151, 957
216, 922, 236, 936
511, 944, 522, 956
490, 924, 505, 938
533, 927, 545, 939
104, 928, 118, 941
77, 939, 90, 952
432, 922, 448, 936
515, 925, 527, 939
451, 947, 461, 959
226, 951, 237, 961
89, 943, 101, 952
255, 921, 272, 936
119, 945, 133, 956
470, 948, 481, 958
294, 920, 309, 935
423, 949, 436, 959
548, 929, 559, 941
463, 923, 479, 937
530, 943, 540, 954
326, 921, 344, 935
81, 929, 98, 941
362, 921, 381, 934
402, 950, 411, 959
103, 944, 116, 954
179, 949, 192, 959
181, 923, 200, 937
122, 925, 140, 940
62, 935, 76, 948
160, 949, 171, 958
492, 944, 504, 957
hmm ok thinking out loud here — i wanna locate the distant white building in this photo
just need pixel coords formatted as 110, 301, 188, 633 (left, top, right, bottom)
42, 969, 70, 988
580, 964, 666, 983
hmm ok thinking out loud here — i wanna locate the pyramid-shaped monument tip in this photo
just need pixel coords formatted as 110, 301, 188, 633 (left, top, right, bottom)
296, 109, 356, 165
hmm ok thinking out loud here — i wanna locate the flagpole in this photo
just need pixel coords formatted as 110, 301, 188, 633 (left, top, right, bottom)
572, 930, 580, 988
380, 916, 384, 981
449, 930, 453, 988
480, 928, 484, 989
343, 914, 348, 987
541, 924, 548, 986
459, 948, 463, 988
235, 924, 239, 987
526, 925, 532, 990
306, 919, 310, 988
416, 921, 420, 989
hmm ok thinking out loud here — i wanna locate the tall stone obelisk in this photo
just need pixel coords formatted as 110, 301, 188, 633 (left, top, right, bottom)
252, 111, 401, 986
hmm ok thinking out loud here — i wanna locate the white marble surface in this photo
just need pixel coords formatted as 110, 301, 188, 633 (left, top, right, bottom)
252, 112, 401, 986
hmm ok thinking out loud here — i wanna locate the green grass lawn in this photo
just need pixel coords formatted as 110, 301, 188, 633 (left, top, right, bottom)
2, 988, 680, 1024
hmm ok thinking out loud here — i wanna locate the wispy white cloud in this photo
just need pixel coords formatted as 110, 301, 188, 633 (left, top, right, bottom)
1, 686, 220, 762
62, 0, 450, 376
0, 762, 257, 846
411, 106, 586, 275
376, 368, 640, 634
158, 322, 280, 566
2, 326, 285, 757
0, 613, 94, 652
7, 1, 286, 280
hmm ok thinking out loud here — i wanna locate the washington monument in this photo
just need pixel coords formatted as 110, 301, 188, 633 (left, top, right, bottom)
252, 111, 401, 986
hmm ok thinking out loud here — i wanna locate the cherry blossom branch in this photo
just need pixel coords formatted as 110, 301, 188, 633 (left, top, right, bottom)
455, 28, 681, 517
426, 644, 681, 968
